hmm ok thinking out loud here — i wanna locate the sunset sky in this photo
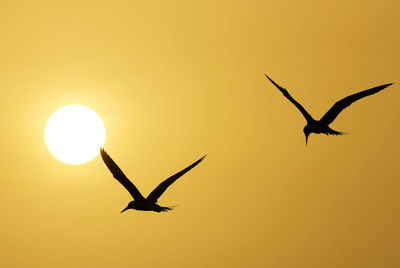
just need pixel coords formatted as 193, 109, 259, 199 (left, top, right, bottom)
1, 1, 399, 267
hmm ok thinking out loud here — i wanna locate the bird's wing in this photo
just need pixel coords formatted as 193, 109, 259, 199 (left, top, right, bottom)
319, 83, 393, 125
265, 74, 312, 121
146, 155, 206, 203
100, 148, 146, 201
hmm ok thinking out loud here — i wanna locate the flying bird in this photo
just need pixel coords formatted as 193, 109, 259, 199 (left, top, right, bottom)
265, 74, 393, 145
100, 148, 206, 213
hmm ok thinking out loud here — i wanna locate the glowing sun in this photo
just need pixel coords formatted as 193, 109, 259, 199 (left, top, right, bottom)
45, 105, 106, 165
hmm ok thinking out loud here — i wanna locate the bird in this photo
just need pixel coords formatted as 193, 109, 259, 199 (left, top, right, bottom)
100, 148, 206, 213
265, 74, 393, 145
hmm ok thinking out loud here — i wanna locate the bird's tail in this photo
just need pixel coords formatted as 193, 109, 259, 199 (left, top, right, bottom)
324, 128, 347, 136
157, 205, 177, 213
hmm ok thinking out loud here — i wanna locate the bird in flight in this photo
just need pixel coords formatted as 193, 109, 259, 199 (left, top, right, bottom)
265, 74, 393, 145
100, 148, 206, 213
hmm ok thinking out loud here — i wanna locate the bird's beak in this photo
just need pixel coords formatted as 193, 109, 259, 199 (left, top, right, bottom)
121, 206, 129, 213
305, 134, 309, 146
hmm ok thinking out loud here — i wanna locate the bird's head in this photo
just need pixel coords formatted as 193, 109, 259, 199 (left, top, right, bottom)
121, 201, 135, 213
303, 126, 311, 146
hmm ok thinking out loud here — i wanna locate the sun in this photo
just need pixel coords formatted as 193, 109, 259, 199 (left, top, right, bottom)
45, 105, 106, 165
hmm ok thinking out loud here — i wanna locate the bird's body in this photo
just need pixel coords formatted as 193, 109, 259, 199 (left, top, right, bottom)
265, 74, 393, 144
124, 200, 172, 213
100, 148, 206, 213
304, 119, 343, 136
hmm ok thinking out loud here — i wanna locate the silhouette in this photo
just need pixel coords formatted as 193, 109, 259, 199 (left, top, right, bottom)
265, 74, 393, 145
100, 148, 206, 213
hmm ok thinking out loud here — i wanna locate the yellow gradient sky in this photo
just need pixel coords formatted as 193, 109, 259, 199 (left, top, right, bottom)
1, 1, 399, 267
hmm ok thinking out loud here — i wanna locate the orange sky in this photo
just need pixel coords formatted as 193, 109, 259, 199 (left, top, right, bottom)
0, 1, 399, 267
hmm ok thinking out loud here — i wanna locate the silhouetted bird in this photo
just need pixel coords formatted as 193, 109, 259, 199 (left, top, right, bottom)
100, 148, 206, 213
265, 74, 393, 145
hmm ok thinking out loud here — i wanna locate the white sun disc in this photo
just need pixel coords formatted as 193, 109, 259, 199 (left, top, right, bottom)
45, 105, 106, 165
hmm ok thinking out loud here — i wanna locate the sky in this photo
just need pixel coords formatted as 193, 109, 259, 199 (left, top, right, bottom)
1, 0, 399, 267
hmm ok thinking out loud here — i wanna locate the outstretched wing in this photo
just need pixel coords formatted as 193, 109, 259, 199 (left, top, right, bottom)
100, 148, 145, 201
320, 83, 393, 125
146, 155, 206, 203
265, 74, 312, 122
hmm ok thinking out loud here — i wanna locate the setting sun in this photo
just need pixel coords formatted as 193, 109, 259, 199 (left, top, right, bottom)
44, 105, 106, 165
